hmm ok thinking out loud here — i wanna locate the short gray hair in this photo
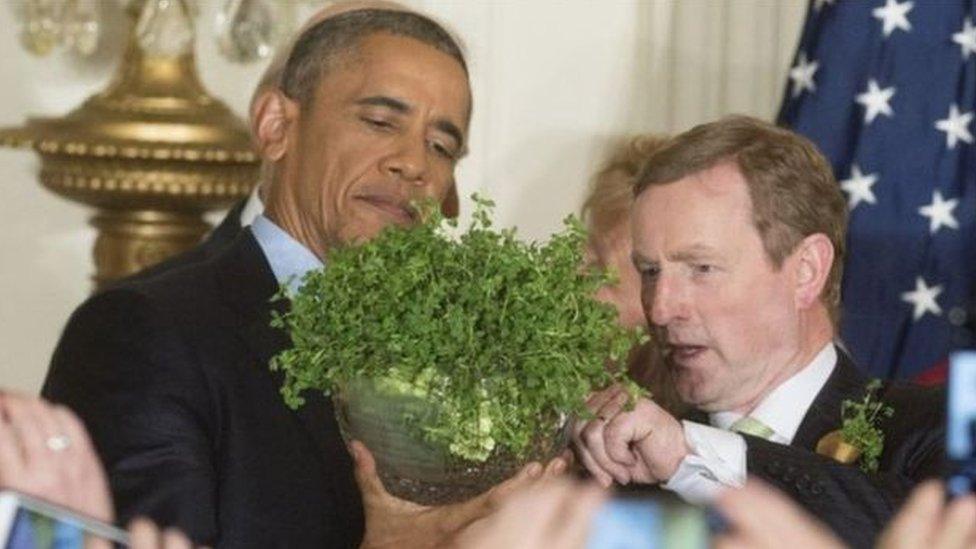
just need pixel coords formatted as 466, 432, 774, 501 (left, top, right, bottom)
281, 8, 468, 106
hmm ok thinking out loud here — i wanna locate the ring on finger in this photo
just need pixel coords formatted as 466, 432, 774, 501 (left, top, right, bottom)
45, 434, 71, 452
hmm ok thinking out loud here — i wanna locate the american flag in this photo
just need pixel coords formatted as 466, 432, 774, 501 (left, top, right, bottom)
777, 0, 976, 380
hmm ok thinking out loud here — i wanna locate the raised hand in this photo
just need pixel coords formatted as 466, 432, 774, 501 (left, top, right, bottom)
0, 392, 113, 522
572, 384, 688, 486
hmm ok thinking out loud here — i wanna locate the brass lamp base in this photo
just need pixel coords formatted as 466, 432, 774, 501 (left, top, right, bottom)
0, 2, 260, 290
90, 210, 210, 288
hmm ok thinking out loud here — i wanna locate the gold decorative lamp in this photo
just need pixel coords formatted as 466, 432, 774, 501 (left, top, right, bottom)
0, 0, 299, 288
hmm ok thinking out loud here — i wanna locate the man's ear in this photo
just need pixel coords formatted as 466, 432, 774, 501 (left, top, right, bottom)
253, 89, 299, 162
792, 233, 835, 310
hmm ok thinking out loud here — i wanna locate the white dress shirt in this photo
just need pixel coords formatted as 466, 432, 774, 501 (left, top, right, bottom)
663, 343, 837, 504
239, 186, 264, 227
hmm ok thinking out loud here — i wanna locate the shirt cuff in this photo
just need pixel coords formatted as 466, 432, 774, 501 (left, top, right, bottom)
662, 420, 747, 504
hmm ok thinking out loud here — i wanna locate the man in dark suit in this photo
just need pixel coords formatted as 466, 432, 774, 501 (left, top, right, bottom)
572, 116, 944, 548
43, 7, 539, 548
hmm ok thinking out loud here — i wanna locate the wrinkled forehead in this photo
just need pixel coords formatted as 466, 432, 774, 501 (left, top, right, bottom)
344, 33, 471, 112
631, 163, 757, 253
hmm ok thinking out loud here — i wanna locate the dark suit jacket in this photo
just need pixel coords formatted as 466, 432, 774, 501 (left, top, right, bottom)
739, 349, 945, 548
43, 229, 364, 548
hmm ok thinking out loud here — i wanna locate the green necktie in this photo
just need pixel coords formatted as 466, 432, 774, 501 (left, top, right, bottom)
730, 416, 776, 440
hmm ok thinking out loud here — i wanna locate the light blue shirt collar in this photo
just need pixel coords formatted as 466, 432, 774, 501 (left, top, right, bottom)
250, 214, 323, 291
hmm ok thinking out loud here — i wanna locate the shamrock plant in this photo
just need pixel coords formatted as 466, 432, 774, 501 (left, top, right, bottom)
840, 379, 894, 473
270, 195, 645, 461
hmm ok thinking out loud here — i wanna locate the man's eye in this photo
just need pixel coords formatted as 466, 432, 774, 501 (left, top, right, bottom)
638, 265, 660, 279
362, 117, 393, 130
429, 139, 457, 160
693, 264, 714, 275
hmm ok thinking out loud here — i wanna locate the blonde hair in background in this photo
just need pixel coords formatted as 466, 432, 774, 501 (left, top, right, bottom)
582, 134, 685, 415
581, 134, 669, 240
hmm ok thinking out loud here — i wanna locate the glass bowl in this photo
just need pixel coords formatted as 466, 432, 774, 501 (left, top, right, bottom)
334, 377, 568, 505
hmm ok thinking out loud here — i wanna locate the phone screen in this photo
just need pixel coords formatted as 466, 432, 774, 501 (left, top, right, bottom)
0, 492, 128, 549
947, 351, 976, 497
585, 493, 710, 549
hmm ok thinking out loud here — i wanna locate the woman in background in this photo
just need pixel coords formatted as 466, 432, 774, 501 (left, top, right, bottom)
581, 135, 684, 416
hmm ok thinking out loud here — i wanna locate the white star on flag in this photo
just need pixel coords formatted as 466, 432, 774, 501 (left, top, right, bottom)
918, 190, 959, 234
934, 104, 974, 149
953, 17, 976, 59
872, 0, 913, 38
856, 79, 896, 123
901, 276, 943, 321
788, 53, 819, 98
840, 165, 879, 210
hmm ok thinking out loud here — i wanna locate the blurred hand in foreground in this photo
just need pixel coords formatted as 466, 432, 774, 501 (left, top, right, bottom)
454, 477, 607, 549
0, 391, 206, 548
127, 518, 196, 549
876, 480, 976, 549
0, 391, 113, 522
350, 440, 571, 549
717, 478, 976, 549
714, 479, 843, 549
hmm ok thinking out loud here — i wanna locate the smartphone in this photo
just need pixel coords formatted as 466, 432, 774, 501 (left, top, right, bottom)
585, 491, 712, 549
0, 491, 129, 549
947, 351, 976, 497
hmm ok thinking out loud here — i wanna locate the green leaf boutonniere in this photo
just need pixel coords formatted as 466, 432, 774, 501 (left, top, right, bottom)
839, 379, 894, 473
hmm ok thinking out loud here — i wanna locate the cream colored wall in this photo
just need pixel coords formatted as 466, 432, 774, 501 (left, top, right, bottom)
0, 0, 806, 394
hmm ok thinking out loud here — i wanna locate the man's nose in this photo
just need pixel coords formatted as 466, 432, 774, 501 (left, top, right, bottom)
645, 274, 685, 327
380, 135, 429, 185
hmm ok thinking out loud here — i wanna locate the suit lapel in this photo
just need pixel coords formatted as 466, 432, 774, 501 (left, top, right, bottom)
214, 231, 362, 524
214, 229, 289, 368
791, 347, 870, 451
215, 231, 351, 466
204, 198, 246, 251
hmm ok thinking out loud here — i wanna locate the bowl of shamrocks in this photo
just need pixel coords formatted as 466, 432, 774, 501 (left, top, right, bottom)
270, 196, 644, 504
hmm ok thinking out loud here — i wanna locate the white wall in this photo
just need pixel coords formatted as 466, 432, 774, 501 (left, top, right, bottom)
0, 0, 806, 393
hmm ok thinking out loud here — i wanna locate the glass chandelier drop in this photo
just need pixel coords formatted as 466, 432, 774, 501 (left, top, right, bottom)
13, 0, 323, 63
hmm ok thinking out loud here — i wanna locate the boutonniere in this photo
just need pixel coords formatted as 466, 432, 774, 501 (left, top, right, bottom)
816, 379, 894, 473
